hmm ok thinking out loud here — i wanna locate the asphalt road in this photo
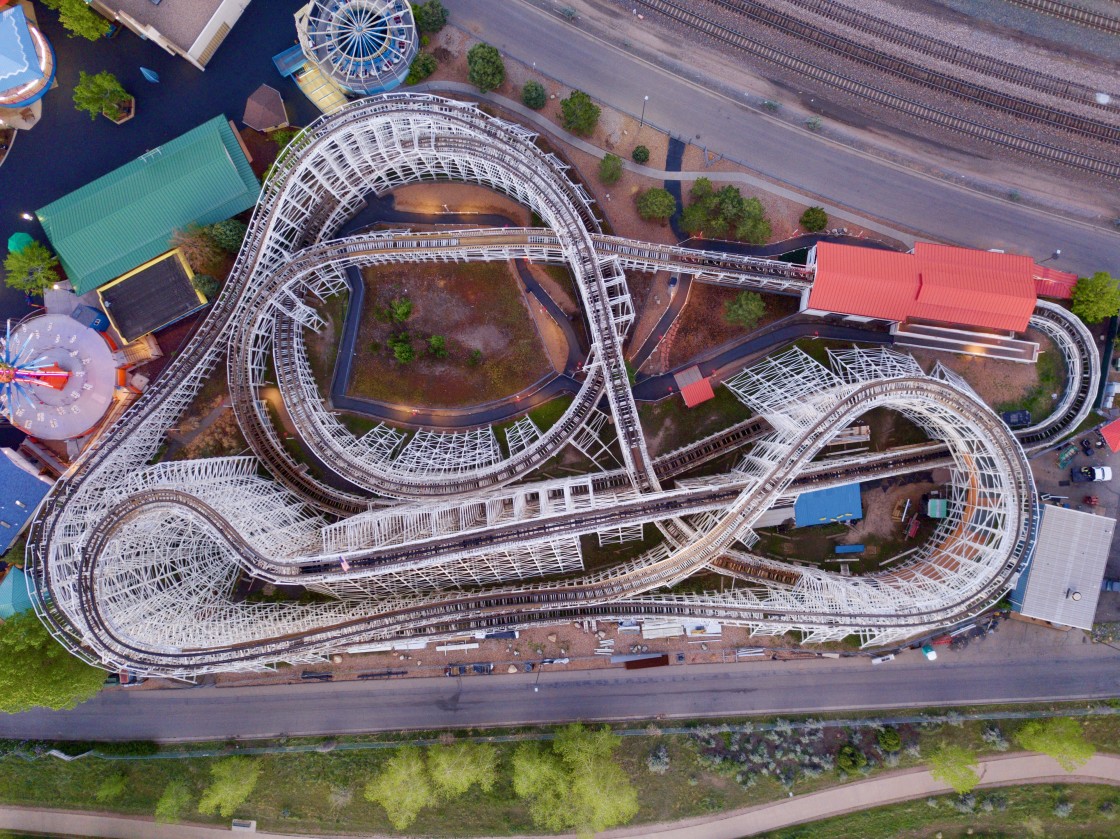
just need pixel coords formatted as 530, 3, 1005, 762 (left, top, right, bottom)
3, 650, 1118, 742
443, 0, 1120, 276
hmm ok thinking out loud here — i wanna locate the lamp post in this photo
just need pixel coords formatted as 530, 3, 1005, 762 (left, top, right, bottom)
1040, 249, 1062, 264
639, 95, 649, 130
533, 660, 546, 692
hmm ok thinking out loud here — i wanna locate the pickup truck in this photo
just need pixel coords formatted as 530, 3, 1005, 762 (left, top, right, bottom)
1070, 466, 1113, 483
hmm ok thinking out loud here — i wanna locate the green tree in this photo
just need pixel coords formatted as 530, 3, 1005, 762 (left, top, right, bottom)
800, 206, 828, 232
364, 746, 434, 829
406, 52, 438, 85
197, 757, 261, 818
598, 153, 622, 185
40, 0, 110, 41
269, 128, 300, 149
3, 240, 60, 293
389, 297, 413, 323
680, 178, 771, 243
0, 613, 104, 713
927, 744, 980, 794
95, 773, 128, 803
1014, 717, 1095, 771
513, 724, 639, 839
427, 741, 498, 799
389, 333, 415, 363
1071, 271, 1120, 323
877, 726, 903, 754
467, 43, 505, 93
635, 187, 676, 222
207, 219, 248, 254
412, 0, 449, 33
192, 274, 222, 301
427, 334, 448, 358
560, 90, 600, 136
836, 743, 867, 775
723, 291, 766, 329
468, 348, 483, 366
154, 780, 192, 824
72, 70, 131, 121
632, 145, 650, 164
521, 80, 547, 110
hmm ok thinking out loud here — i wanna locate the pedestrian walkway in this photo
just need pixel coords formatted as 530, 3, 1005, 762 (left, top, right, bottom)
1, 752, 1116, 839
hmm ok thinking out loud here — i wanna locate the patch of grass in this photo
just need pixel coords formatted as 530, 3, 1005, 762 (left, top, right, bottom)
759, 783, 1120, 838
639, 386, 751, 456
540, 263, 579, 306
996, 348, 1063, 418
527, 394, 574, 431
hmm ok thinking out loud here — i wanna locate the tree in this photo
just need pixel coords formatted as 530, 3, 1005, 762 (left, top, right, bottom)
364, 746, 434, 829
635, 187, 676, 222
412, 0, 449, 34
836, 744, 867, 775
1014, 717, 1095, 771
427, 334, 448, 358
800, 206, 828, 232
680, 178, 771, 243
4, 240, 60, 293
389, 333, 415, 363
192, 274, 222, 301
560, 90, 600, 136
72, 71, 130, 121
877, 727, 903, 754
95, 773, 128, 803
207, 219, 247, 254
197, 757, 261, 818
632, 145, 650, 164
513, 724, 639, 838
406, 52, 438, 85
172, 225, 223, 274
598, 153, 622, 185
40, 0, 110, 41
927, 744, 979, 794
427, 742, 498, 799
269, 128, 299, 149
389, 297, 413, 323
521, 80, 547, 110
1071, 271, 1120, 323
723, 291, 766, 330
154, 780, 192, 823
0, 612, 104, 713
467, 43, 505, 92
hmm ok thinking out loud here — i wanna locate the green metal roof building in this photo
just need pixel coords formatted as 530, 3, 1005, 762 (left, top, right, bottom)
37, 116, 260, 296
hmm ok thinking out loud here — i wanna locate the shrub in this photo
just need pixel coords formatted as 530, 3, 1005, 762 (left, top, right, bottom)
467, 43, 504, 92
680, 177, 771, 243
1054, 800, 1073, 818
427, 335, 448, 358
560, 90, 600, 136
521, 80, 547, 110
412, 1, 449, 33
95, 773, 128, 803
632, 145, 650, 164
800, 206, 828, 232
877, 727, 902, 753
155, 780, 192, 824
365, 746, 433, 829
981, 725, 1010, 752
635, 187, 676, 222
928, 744, 980, 794
468, 348, 483, 366
646, 743, 670, 775
270, 128, 300, 149
192, 274, 222, 301
197, 757, 261, 818
723, 291, 766, 330
836, 744, 867, 775
598, 153, 622, 185
389, 297, 413, 323
207, 219, 248, 254
406, 53, 437, 85
389, 333, 415, 363
40, 0, 109, 41
1014, 717, 1095, 771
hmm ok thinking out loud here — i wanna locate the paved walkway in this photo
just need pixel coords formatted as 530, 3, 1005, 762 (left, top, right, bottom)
2, 752, 1116, 839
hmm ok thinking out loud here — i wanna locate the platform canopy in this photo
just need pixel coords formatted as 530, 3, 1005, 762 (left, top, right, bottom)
37, 116, 259, 295
794, 484, 863, 527
0, 448, 51, 556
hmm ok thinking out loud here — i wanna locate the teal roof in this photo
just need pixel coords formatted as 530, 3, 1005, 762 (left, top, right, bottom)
37, 116, 260, 295
0, 568, 33, 620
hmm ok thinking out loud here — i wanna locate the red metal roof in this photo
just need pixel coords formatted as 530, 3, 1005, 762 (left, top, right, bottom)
673, 365, 716, 408
1033, 265, 1078, 300
1101, 418, 1120, 453
807, 242, 1036, 332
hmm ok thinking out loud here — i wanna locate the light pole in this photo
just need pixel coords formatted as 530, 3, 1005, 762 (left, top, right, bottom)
532, 660, 546, 692
639, 95, 649, 131
1040, 249, 1062, 264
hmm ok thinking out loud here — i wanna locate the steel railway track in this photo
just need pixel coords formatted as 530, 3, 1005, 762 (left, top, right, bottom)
631, 0, 1120, 179
1003, 0, 1120, 34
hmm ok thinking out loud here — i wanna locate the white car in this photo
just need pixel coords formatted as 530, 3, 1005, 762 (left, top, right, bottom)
870, 654, 896, 665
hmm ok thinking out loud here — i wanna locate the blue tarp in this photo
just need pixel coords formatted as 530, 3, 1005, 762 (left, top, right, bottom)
834, 544, 865, 555
0, 567, 33, 619
794, 484, 863, 527
0, 451, 50, 555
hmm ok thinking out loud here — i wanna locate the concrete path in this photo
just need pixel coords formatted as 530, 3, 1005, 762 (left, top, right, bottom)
0, 752, 1116, 839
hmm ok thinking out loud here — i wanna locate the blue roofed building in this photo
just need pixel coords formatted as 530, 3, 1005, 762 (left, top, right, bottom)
794, 484, 863, 527
0, 447, 52, 556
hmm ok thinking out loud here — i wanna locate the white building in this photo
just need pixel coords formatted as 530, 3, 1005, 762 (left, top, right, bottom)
90, 0, 251, 70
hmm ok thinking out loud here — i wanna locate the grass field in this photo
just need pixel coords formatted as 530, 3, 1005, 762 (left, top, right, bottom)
638, 386, 751, 456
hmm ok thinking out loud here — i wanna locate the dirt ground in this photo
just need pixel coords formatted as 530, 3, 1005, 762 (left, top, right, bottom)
843, 480, 939, 549
348, 261, 552, 408
666, 288, 802, 369
389, 182, 532, 224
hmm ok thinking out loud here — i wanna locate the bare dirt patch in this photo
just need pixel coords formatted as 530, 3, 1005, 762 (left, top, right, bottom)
667, 287, 801, 369
347, 261, 551, 408
389, 182, 531, 224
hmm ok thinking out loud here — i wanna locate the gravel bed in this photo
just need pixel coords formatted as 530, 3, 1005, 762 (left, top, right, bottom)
636, 0, 1119, 188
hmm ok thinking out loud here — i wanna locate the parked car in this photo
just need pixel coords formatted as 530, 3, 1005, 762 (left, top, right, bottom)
1071, 466, 1113, 483
1001, 410, 1031, 429
1101, 578, 1120, 593
870, 654, 896, 665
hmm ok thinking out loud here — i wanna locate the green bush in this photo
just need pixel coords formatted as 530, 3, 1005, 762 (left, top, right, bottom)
521, 80, 547, 110
1071, 272, 1120, 323
207, 219, 248, 254
40, 0, 109, 41
723, 291, 766, 329
192, 274, 222, 301
800, 206, 828, 232
635, 187, 676, 222
406, 53, 438, 85
680, 177, 771, 243
598, 153, 623, 185
877, 727, 902, 753
389, 333, 415, 363
71, 70, 130, 120
412, 0, 448, 34
467, 43, 505, 92
632, 145, 650, 164
560, 90, 600, 136
836, 744, 867, 775
0, 613, 104, 713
